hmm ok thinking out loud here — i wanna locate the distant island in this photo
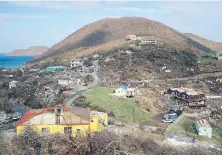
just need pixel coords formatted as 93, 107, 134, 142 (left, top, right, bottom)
5, 46, 49, 56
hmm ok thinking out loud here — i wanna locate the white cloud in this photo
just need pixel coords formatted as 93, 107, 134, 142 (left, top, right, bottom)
8, 1, 102, 10
0, 13, 48, 20
0, 13, 48, 24
105, 7, 166, 14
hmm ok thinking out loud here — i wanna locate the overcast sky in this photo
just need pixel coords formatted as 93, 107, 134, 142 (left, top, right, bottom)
0, 1, 222, 53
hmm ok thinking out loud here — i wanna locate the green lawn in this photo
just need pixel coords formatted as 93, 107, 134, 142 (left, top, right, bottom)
84, 87, 153, 124
166, 114, 222, 145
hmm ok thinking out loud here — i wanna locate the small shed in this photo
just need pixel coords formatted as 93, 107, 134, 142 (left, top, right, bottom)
195, 119, 212, 138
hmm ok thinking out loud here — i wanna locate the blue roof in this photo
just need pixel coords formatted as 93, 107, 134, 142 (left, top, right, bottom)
120, 85, 128, 90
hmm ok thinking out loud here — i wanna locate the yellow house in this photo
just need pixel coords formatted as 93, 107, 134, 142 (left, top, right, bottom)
15, 107, 108, 136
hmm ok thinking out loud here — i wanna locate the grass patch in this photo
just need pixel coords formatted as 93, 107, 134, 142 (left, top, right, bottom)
84, 87, 153, 124
166, 114, 222, 145
166, 114, 194, 135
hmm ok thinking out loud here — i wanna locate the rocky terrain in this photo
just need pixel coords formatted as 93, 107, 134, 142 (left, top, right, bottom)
6, 46, 49, 56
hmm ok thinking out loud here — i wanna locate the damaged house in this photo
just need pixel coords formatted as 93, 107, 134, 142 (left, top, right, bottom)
16, 107, 108, 136
139, 36, 157, 45
167, 88, 206, 107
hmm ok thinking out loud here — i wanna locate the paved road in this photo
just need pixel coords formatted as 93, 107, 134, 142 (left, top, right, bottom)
65, 60, 99, 107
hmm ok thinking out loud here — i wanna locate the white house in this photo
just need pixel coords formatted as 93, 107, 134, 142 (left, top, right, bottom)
113, 85, 128, 97
126, 35, 138, 41
58, 79, 73, 85
9, 81, 18, 89
112, 85, 136, 97
70, 59, 83, 68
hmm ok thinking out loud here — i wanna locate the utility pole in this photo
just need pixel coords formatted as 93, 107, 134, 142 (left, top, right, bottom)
132, 108, 135, 122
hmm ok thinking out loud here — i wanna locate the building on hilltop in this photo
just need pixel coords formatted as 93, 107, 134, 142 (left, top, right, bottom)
139, 36, 157, 45
15, 107, 108, 136
195, 119, 212, 138
126, 35, 138, 41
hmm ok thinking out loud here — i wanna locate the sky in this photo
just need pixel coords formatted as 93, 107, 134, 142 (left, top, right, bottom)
0, 1, 222, 53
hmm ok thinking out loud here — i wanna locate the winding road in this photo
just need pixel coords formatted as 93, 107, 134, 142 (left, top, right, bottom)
65, 60, 99, 107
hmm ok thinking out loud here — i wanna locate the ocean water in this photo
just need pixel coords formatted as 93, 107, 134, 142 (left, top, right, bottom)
0, 54, 35, 68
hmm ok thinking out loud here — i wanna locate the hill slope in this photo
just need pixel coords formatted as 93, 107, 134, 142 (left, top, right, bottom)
185, 33, 222, 52
6, 46, 49, 56
30, 17, 220, 64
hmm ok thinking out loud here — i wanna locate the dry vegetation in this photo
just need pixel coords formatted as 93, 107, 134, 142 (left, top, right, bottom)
0, 128, 221, 155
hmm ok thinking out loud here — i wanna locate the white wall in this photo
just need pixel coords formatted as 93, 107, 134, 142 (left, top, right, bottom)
114, 88, 127, 96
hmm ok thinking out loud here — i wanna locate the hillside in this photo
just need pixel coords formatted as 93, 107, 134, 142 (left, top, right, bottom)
6, 46, 49, 56
185, 33, 222, 52
29, 17, 219, 64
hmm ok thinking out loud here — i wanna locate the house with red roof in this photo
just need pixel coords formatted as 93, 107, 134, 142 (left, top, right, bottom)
16, 107, 108, 136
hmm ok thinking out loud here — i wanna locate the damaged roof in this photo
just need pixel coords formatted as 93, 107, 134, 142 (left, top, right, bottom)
15, 107, 91, 126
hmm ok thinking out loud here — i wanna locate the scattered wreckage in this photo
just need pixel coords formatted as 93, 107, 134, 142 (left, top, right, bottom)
166, 88, 207, 108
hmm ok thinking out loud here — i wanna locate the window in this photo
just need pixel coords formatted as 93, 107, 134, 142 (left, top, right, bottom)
42, 128, 49, 134
64, 127, 72, 134
76, 129, 81, 136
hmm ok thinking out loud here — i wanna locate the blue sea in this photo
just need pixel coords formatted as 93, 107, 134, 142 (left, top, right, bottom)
0, 54, 35, 68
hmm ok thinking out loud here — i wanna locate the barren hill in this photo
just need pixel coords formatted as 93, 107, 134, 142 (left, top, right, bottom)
30, 17, 220, 64
185, 33, 222, 52
6, 46, 49, 56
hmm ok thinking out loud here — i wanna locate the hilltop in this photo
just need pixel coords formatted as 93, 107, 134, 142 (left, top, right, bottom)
6, 46, 49, 56
29, 17, 220, 64
185, 33, 222, 52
